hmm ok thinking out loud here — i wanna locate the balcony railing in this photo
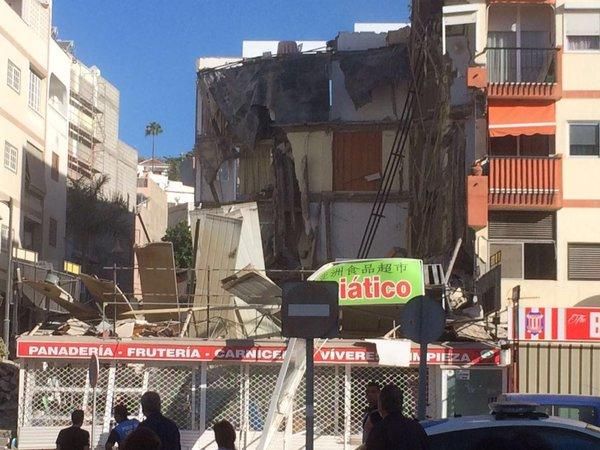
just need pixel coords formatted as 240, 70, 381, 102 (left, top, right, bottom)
488, 155, 562, 210
486, 47, 561, 99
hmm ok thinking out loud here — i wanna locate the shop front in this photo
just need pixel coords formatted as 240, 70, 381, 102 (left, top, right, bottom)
513, 306, 600, 396
15, 336, 508, 449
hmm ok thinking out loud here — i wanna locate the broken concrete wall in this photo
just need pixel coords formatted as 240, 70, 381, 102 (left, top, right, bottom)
335, 45, 409, 111
286, 128, 409, 265
314, 200, 408, 265
237, 140, 274, 199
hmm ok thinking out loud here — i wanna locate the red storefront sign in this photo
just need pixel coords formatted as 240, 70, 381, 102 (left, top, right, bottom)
518, 307, 600, 341
16, 339, 501, 366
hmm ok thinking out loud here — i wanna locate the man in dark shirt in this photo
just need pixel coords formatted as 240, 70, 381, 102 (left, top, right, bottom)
139, 391, 181, 450
56, 409, 90, 450
366, 384, 429, 450
105, 404, 139, 449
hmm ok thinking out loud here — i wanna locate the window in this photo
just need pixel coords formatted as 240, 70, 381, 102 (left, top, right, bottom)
51, 152, 59, 181
489, 212, 556, 280
28, 69, 41, 112
554, 405, 597, 425
570, 123, 600, 156
333, 131, 382, 191
7, 60, 20, 93
568, 243, 600, 280
490, 135, 554, 157
4, 142, 18, 173
490, 242, 556, 280
48, 218, 57, 248
0, 225, 8, 253
565, 11, 600, 51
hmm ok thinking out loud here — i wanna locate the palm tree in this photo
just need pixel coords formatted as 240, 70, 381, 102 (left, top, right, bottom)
145, 121, 163, 172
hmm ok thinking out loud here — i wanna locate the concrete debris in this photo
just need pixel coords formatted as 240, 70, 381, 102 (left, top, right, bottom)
338, 45, 409, 108
453, 320, 493, 342
53, 318, 96, 336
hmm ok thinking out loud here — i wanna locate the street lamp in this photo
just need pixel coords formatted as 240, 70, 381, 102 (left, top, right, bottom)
0, 197, 13, 351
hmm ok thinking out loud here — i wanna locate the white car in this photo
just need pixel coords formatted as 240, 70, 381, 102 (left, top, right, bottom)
423, 403, 600, 449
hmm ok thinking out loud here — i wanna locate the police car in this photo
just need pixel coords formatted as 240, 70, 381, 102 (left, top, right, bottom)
422, 402, 600, 449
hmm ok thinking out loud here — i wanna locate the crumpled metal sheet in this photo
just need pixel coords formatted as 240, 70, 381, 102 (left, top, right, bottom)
79, 273, 136, 320
338, 45, 409, 108
22, 280, 99, 321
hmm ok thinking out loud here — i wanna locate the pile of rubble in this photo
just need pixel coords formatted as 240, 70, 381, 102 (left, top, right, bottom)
0, 360, 18, 430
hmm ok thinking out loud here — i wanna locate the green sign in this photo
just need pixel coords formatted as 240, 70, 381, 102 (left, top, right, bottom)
310, 258, 425, 306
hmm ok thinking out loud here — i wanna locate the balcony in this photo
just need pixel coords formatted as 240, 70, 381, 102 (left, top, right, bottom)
486, 47, 562, 100
487, 155, 562, 210
488, 0, 554, 4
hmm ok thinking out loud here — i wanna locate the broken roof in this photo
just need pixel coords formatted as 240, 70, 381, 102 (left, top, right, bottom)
197, 43, 409, 184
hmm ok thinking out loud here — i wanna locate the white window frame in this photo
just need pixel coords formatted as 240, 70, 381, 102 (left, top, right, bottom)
0, 225, 8, 254
28, 69, 41, 112
568, 121, 600, 158
7, 59, 21, 93
563, 7, 600, 53
4, 141, 18, 173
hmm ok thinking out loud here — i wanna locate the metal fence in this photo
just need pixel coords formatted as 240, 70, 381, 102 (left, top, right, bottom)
19, 360, 420, 447
487, 47, 557, 84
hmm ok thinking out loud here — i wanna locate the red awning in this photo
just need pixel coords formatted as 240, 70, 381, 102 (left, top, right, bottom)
488, 101, 555, 137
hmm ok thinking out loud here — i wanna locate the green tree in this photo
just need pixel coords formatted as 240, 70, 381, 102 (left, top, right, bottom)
162, 222, 193, 268
165, 156, 183, 181
145, 121, 163, 169
66, 175, 131, 271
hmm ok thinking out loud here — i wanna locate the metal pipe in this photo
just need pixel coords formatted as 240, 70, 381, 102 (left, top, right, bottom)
305, 338, 314, 450
3, 198, 13, 351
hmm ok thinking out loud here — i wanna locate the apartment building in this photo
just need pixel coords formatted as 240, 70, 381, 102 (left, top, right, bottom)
43, 39, 70, 269
0, 0, 52, 264
447, 0, 600, 395
66, 56, 138, 207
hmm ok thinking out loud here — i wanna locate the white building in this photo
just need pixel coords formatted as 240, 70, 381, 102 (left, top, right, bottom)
43, 39, 71, 269
0, 0, 52, 264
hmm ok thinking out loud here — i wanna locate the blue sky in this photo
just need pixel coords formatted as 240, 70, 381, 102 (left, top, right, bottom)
53, 0, 409, 158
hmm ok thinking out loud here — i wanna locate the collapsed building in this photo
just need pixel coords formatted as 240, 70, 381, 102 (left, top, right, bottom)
9, 2, 518, 448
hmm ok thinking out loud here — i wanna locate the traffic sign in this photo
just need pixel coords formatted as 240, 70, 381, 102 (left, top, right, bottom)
399, 295, 445, 344
281, 281, 339, 339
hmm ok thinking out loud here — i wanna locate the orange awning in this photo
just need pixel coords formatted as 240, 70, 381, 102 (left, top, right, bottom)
488, 101, 555, 137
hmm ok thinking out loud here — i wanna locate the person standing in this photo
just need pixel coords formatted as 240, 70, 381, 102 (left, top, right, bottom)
139, 391, 181, 450
362, 381, 382, 443
56, 410, 90, 450
366, 384, 429, 450
105, 404, 140, 449
213, 420, 236, 450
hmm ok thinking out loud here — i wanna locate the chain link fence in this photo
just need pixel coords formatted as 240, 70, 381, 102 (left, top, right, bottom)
20, 360, 420, 447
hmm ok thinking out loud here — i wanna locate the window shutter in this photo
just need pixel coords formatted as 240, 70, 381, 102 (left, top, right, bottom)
489, 211, 554, 240
565, 12, 600, 36
568, 244, 600, 280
